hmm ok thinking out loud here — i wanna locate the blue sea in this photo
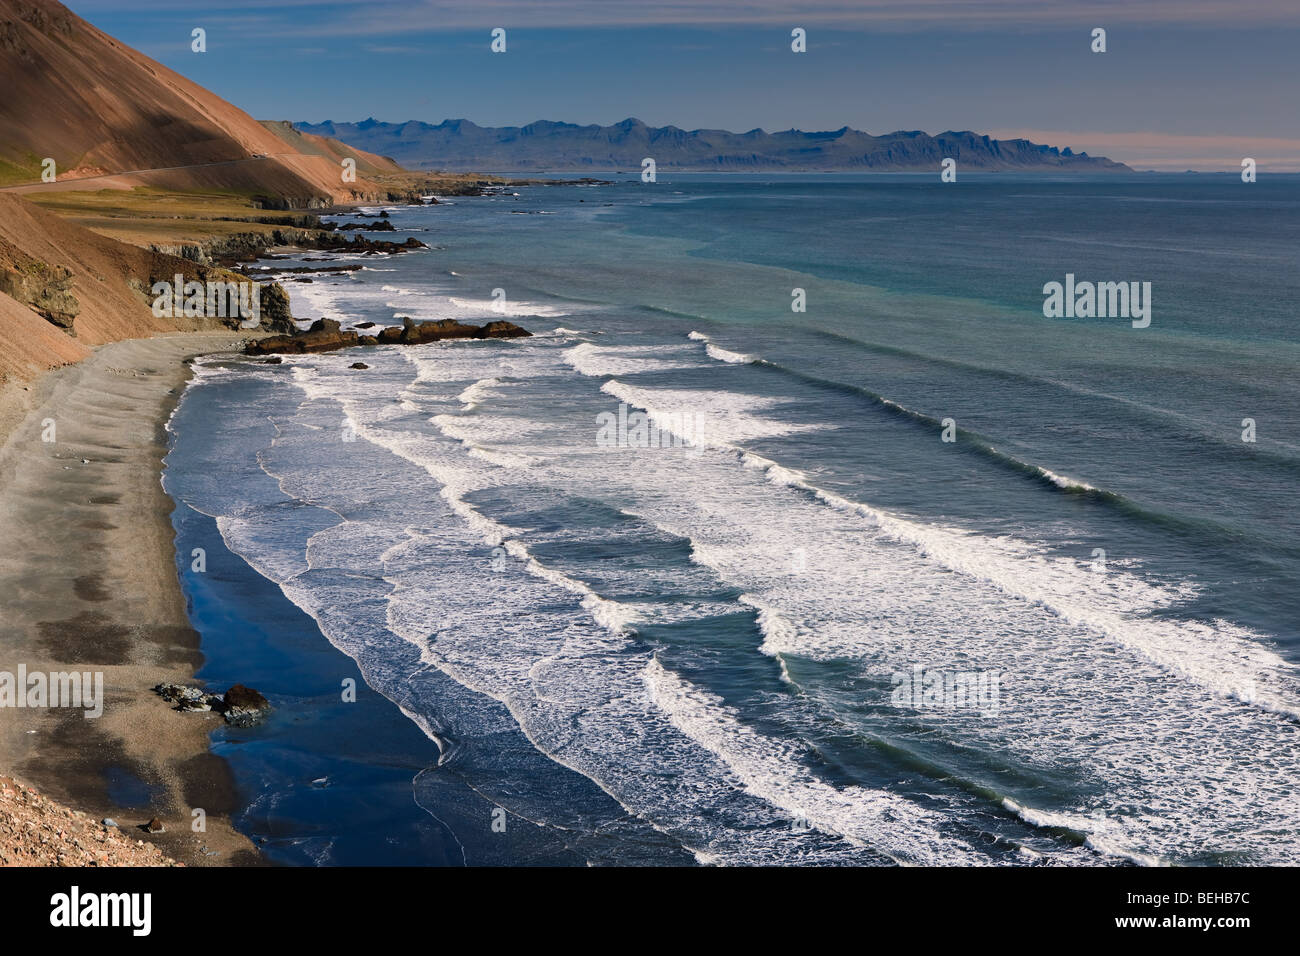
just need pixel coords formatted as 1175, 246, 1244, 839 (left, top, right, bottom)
163, 173, 1300, 866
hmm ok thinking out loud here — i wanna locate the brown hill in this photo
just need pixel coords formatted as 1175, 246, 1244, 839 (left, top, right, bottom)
0, 0, 399, 203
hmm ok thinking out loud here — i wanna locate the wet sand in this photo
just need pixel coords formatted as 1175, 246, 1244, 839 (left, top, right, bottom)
0, 332, 263, 866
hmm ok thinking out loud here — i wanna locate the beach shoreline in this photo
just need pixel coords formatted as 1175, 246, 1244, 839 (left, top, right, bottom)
0, 331, 265, 867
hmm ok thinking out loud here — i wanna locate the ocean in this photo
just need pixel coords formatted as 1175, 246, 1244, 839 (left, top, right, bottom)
162, 172, 1300, 866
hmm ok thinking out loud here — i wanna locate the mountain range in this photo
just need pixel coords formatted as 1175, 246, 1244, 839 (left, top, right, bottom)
294, 117, 1132, 173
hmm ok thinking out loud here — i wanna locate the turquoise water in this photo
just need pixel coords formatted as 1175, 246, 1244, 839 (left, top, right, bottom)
164, 173, 1300, 865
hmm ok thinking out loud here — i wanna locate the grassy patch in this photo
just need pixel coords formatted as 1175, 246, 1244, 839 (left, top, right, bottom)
25, 188, 314, 247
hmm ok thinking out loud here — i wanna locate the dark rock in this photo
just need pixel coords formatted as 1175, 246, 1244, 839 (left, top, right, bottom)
257, 281, 297, 334
479, 320, 532, 339
402, 318, 478, 344
244, 328, 359, 355
221, 683, 271, 727
223, 684, 270, 710
263, 356, 283, 364
153, 682, 222, 712
239, 263, 361, 276
349, 362, 369, 369
335, 219, 396, 232
244, 318, 531, 355
297, 232, 428, 255
355, 321, 376, 329
0, 260, 80, 330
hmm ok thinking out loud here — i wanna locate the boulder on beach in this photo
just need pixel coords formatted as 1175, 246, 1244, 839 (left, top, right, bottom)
222, 684, 272, 727
154, 682, 221, 712
154, 682, 272, 726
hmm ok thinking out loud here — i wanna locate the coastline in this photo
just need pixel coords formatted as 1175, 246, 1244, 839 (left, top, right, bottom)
0, 332, 263, 866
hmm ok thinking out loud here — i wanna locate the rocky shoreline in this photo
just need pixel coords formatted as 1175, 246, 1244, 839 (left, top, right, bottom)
148, 213, 431, 268
245, 316, 532, 356
1, 775, 179, 867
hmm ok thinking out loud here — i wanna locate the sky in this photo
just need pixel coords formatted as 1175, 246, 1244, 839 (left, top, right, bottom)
64, 0, 1300, 170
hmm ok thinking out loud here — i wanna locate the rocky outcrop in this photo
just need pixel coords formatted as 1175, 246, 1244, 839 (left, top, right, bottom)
481, 320, 532, 338
245, 315, 530, 356
221, 684, 272, 727
335, 219, 396, 231
153, 227, 426, 268
0, 255, 81, 331
247, 319, 358, 355
238, 263, 362, 276
257, 282, 297, 334
328, 235, 426, 255
249, 316, 530, 354
135, 259, 298, 335
154, 682, 272, 726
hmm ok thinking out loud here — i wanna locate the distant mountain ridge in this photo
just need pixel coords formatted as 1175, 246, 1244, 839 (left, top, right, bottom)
294, 117, 1131, 173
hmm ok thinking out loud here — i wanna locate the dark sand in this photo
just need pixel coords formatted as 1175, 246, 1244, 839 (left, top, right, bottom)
0, 332, 262, 866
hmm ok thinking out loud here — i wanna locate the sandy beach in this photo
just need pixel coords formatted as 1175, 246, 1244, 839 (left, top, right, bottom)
0, 332, 262, 866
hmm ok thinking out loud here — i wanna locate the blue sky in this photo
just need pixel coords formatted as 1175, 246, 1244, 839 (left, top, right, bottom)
64, 1, 1300, 169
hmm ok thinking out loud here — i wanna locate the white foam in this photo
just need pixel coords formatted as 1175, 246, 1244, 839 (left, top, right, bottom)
687, 329, 757, 364
706, 343, 757, 364
457, 377, 504, 407
645, 659, 976, 865
176, 320, 1300, 866
600, 379, 827, 450
564, 342, 705, 377
447, 296, 568, 319
260, 352, 943, 864
1035, 465, 1098, 492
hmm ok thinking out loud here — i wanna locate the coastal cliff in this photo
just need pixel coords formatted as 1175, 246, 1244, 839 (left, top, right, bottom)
0, 193, 296, 384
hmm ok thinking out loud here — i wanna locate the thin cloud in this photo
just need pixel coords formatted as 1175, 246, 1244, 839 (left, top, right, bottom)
66, 0, 1300, 35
